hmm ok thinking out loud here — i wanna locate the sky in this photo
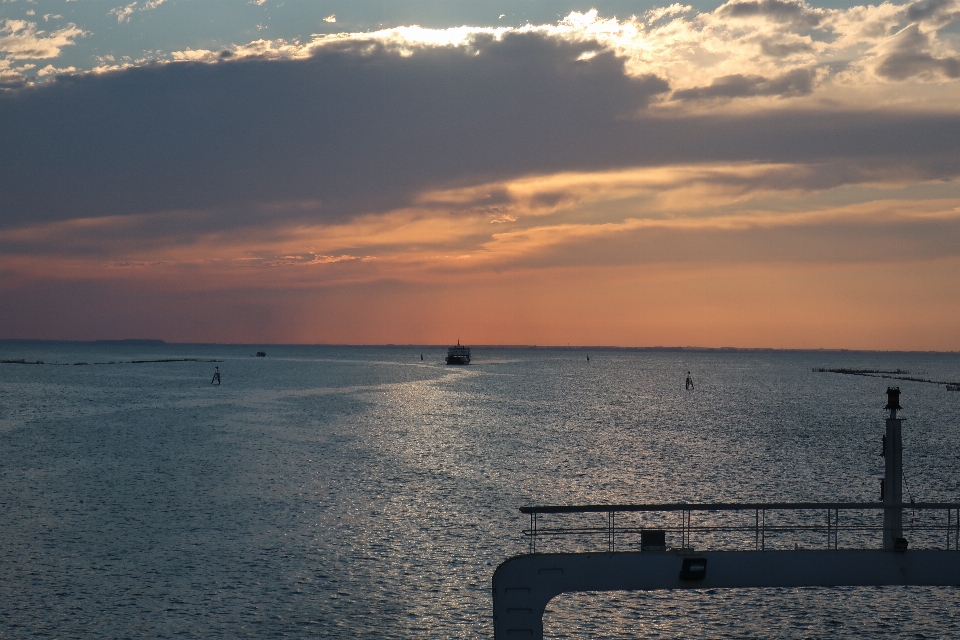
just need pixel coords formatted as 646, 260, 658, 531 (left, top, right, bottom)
2, 0, 960, 349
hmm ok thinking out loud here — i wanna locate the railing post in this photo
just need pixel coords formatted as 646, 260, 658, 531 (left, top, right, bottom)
680, 511, 684, 548
761, 509, 766, 551
827, 508, 831, 550
755, 509, 760, 551
606, 511, 613, 553
835, 508, 839, 549
530, 512, 537, 554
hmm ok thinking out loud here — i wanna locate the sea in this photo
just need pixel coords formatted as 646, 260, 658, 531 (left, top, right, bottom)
2, 342, 960, 639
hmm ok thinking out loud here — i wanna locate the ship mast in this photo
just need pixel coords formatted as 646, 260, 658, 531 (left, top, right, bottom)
882, 386, 905, 550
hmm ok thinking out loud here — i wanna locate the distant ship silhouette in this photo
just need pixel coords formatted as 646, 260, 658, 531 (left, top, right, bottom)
445, 341, 471, 365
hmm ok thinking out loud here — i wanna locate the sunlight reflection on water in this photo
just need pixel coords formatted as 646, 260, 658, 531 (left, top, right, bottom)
1, 343, 959, 637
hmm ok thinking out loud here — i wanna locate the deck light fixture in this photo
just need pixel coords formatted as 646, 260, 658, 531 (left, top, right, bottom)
679, 557, 707, 580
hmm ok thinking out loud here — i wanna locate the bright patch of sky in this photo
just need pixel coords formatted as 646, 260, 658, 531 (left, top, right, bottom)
2, 0, 888, 82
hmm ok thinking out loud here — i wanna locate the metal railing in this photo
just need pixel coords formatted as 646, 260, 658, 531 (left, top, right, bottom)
521, 502, 960, 554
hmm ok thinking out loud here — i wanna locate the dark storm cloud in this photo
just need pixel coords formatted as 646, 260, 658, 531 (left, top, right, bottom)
0, 33, 668, 230
876, 24, 960, 80
2, 30, 960, 236
672, 67, 817, 100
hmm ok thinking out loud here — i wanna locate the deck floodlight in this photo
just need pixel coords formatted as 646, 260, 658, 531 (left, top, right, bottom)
679, 557, 707, 580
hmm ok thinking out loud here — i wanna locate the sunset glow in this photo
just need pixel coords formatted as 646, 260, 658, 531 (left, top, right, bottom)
3, 0, 960, 348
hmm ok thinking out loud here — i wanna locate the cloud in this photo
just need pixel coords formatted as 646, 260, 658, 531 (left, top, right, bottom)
875, 24, 960, 80
11, 1, 960, 98
644, 3, 693, 23
904, 0, 960, 26
35, 62, 75, 76
3, 23, 960, 235
0, 19, 85, 60
323, 14, 336, 23
672, 67, 818, 100
109, 0, 167, 24
717, 0, 825, 29
758, 38, 815, 57
109, 3, 137, 23
4, 160, 959, 276
2, 5, 960, 345
0, 32, 670, 230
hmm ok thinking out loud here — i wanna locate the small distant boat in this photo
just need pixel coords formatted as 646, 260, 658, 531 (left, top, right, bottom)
445, 341, 471, 365
947, 384, 960, 391
256, 351, 266, 357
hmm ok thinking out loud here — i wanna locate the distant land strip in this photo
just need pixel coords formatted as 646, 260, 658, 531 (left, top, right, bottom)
1, 358, 220, 366
813, 367, 960, 388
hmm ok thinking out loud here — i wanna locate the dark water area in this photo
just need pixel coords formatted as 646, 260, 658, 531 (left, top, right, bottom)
2, 342, 960, 638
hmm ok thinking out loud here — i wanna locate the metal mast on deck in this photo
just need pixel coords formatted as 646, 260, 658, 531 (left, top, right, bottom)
883, 386, 905, 550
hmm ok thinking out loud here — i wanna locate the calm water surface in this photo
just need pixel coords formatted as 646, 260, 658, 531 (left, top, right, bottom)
2, 343, 960, 638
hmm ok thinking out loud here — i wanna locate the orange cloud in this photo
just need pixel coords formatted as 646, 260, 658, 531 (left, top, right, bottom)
4, 164, 960, 291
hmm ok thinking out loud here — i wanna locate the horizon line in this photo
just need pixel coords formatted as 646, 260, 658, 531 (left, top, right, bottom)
1, 338, 958, 354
